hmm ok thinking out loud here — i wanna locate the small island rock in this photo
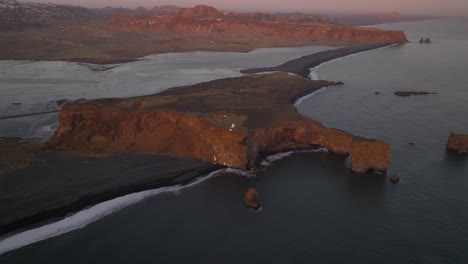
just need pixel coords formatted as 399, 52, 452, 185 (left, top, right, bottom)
446, 133, 468, 154
245, 188, 261, 210
390, 174, 400, 183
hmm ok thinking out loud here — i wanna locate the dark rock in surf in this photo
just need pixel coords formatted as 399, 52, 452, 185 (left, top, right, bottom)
390, 174, 400, 183
245, 188, 261, 210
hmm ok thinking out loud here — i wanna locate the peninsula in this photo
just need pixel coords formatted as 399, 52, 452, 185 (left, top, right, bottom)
47, 73, 391, 173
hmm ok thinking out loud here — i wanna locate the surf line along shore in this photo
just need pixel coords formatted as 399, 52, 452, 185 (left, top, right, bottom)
241, 43, 397, 78
0, 44, 396, 240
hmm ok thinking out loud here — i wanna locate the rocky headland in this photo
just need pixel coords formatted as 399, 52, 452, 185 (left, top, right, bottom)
46, 73, 391, 174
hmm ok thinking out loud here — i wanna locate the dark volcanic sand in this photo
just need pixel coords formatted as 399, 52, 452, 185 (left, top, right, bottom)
0, 154, 222, 236
241, 43, 394, 78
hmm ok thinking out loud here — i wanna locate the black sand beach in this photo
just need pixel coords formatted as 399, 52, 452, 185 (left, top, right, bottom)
0, 154, 222, 237
241, 43, 394, 78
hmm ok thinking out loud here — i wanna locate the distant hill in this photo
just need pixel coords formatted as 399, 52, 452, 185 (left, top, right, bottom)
0, 0, 94, 29
107, 5, 406, 44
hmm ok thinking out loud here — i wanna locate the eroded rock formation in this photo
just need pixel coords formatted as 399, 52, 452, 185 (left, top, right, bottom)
350, 139, 391, 173
47, 73, 391, 173
446, 133, 468, 154
390, 174, 400, 183
244, 188, 260, 209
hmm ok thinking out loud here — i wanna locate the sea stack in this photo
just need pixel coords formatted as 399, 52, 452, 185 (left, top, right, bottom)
446, 133, 468, 154
350, 139, 391, 174
390, 174, 400, 183
244, 188, 261, 210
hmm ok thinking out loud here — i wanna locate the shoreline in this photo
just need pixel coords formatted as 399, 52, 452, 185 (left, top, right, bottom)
0, 165, 230, 256
0, 154, 224, 239
0, 42, 396, 251
241, 43, 398, 78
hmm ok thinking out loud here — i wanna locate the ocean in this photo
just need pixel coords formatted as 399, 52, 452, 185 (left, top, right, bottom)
0, 17, 467, 263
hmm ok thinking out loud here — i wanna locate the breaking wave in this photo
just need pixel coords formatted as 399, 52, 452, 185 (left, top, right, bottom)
0, 168, 228, 255
293, 86, 335, 107
260, 148, 328, 168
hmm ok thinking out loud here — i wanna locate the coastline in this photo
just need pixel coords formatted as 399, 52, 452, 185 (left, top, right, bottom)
0, 42, 396, 252
0, 154, 223, 238
240, 43, 398, 78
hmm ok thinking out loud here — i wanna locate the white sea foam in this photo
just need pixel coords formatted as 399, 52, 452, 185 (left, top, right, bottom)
294, 86, 335, 107
260, 148, 328, 168
224, 168, 256, 179
0, 168, 227, 256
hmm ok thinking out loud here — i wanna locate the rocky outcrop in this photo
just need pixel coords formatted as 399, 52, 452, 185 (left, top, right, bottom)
49, 107, 249, 168
350, 139, 391, 173
244, 188, 260, 209
47, 73, 391, 174
446, 133, 468, 154
390, 174, 400, 183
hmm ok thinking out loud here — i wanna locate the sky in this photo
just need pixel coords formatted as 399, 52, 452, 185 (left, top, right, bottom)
30, 0, 468, 16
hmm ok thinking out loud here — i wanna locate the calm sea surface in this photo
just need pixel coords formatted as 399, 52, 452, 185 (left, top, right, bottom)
1, 17, 467, 263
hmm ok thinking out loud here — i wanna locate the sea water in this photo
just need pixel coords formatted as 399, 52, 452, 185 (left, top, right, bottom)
1, 17, 467, 263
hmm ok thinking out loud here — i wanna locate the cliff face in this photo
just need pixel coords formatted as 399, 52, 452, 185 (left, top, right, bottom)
107, 5, 407, 45
48, 73, 391, 173
446, 133, 468, 153
350, 140, 391, 173
50, 106, 249, 168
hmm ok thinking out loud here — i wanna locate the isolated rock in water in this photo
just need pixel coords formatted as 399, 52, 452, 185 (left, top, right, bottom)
390, 174, 400, 183
446, 133, 468, 154
350, 139, 391, 173
394, 91, 437, 97
244, 188, 260, 209
375, 91, 380, 95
